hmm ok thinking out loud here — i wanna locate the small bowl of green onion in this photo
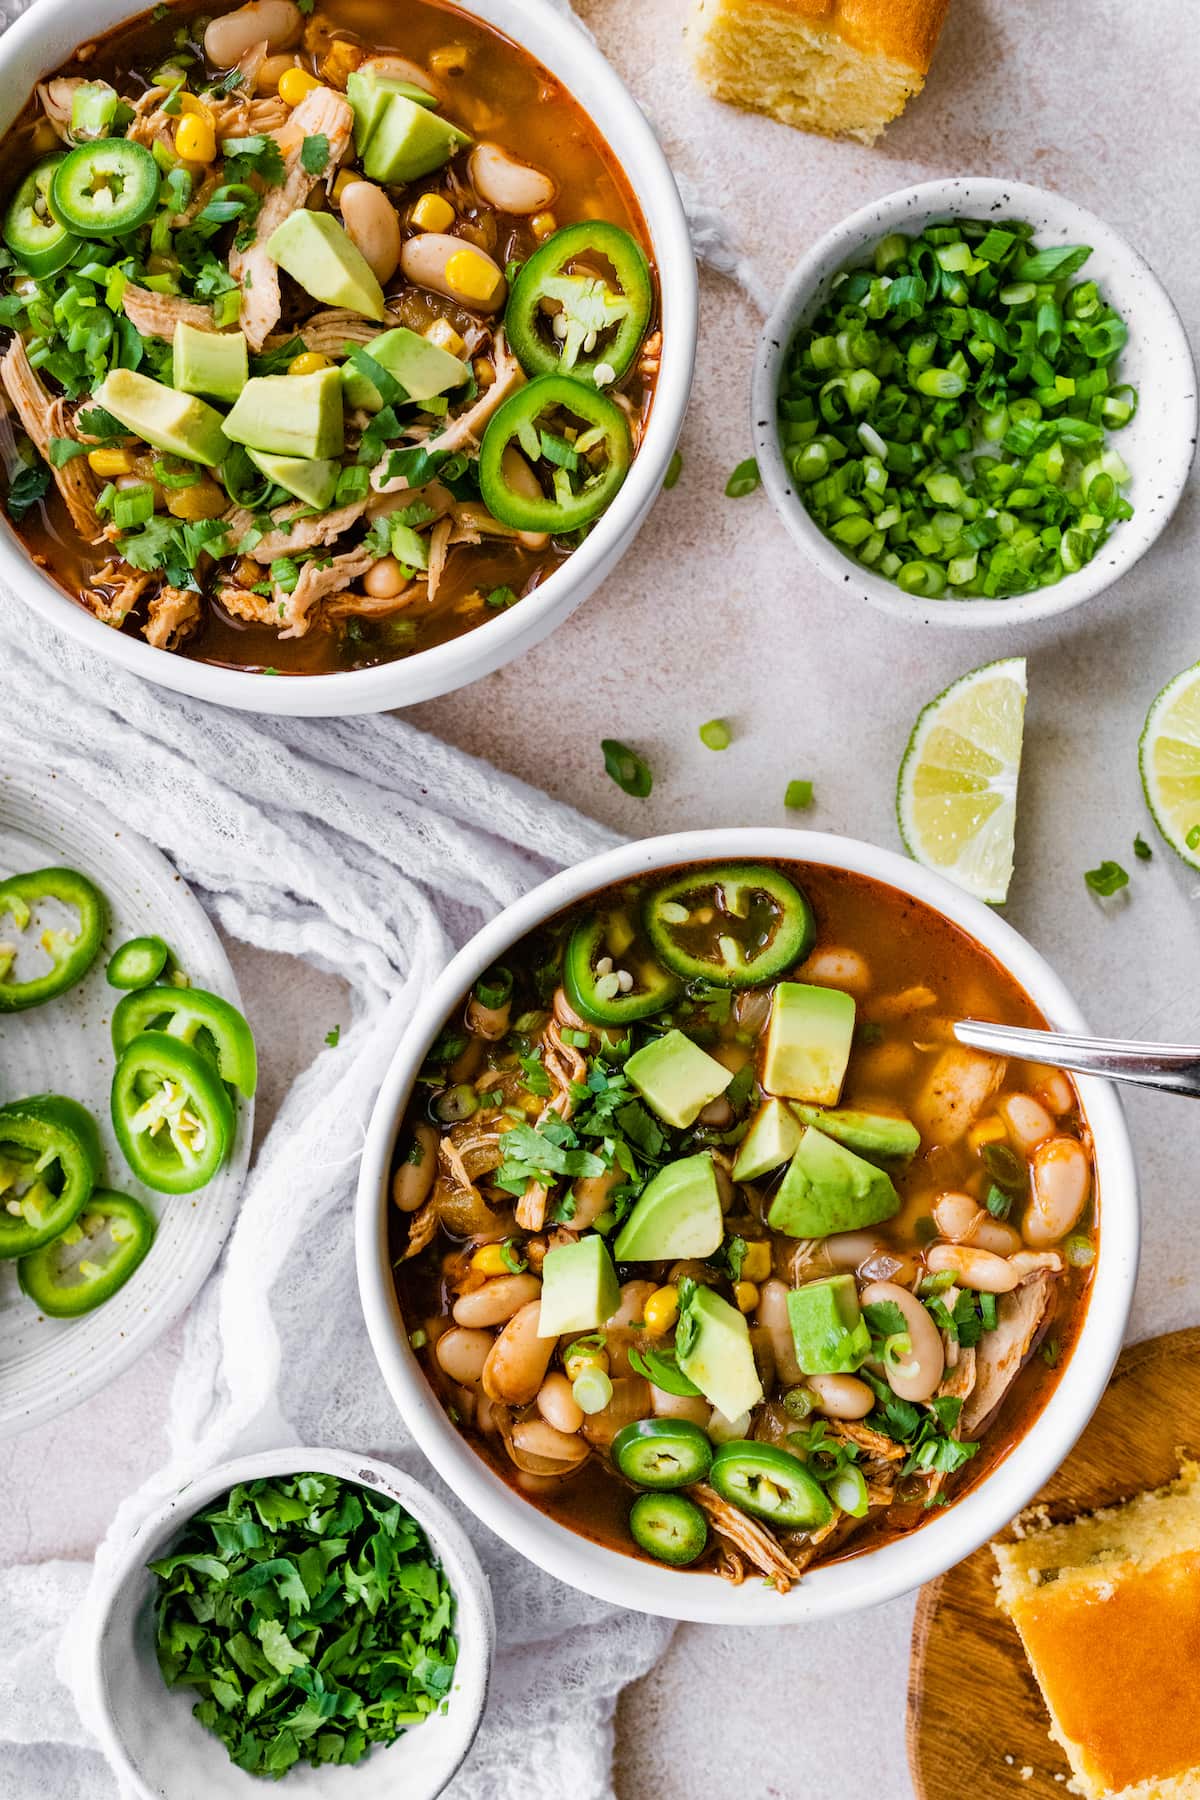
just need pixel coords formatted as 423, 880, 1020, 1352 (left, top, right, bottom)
83, 1447, 494, 1800
752, 176, 1196, 626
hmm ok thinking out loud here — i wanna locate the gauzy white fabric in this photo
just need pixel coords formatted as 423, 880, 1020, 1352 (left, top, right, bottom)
0, 602, 674, 1800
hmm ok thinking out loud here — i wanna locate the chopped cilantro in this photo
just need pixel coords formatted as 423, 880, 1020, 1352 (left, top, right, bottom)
300, 134, 330, 175
223, 135, 286, 186
324, 1025, 340, 1047
5, 462, 50, 520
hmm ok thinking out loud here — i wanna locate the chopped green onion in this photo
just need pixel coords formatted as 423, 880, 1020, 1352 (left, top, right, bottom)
725, 457, 760, 498
572, 1368, 613, 1414
601, 738, 652, 799
828, 1464, 869, 1518
1133, 833, 1152, 862
1084, 860, 1129, 897
663, 449, 683, 490
474, 965, 513, 1011
699, 718, 732, 751
784, 779, 814, 810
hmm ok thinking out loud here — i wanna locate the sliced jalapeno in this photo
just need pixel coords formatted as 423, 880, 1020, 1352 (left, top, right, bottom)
478, 374, 632, 535
612, 1418, 713, 1490
18, 1188, 154, 1316
0, 1095, 101, 1259
2, 155, 78, 277
0, 866, 107, 1012
111, 984, 257, 1096
563, 915, 681, 1027
708, 1440, 832, 1531
507, 222, 653, 383
629, 1491, 708, 1566
111, 1032, 234, 1194
106, 935, 171, 990
49, 138, 159, 238
643, 863, 815, 990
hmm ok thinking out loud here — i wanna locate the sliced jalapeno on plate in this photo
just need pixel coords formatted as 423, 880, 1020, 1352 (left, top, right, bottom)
18, 1187, 154, 1316
111, 1031, 234, 1194
49, 138, 159, 238
629, 1490, 708, 1566
507, 221, 653, 383
106, 935, 171, 990
478, 374, 632, 535
563, 914, 681, 1027
2, 155, 78, 277
708, 1439, 832, 1531
643, 862, 815, 989
0, 1094, 101, 1259
111, 983, 257, 1096
612, 1418, 713, 1490
0, 866, 107, 1012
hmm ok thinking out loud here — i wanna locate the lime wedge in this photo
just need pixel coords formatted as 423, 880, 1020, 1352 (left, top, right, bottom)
1140, 661, 1200, 869
897, 657, 1027, 904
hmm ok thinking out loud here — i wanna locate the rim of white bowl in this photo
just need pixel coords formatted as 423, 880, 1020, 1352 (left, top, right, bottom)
0, 0, 697, 717
752, 175, 1198, 629
85, 1445, 496, 1800
356, 828, 1140, 1625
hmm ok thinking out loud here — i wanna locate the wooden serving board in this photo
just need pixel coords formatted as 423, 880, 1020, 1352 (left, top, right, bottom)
908, 1328, 1200, 1799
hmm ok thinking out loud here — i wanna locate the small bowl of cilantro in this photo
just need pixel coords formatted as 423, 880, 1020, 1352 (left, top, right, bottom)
752, 176, 1197, 627
85, 1449, 494, 1797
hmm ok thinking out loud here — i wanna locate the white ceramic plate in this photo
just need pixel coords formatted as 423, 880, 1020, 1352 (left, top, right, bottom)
0, 761, 252, 1437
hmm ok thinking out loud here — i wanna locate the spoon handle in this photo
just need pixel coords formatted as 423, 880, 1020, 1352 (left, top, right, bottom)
953, 1020, 1200, 1097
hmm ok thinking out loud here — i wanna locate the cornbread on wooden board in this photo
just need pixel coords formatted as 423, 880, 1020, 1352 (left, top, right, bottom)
994, 1463, 1200, 1800
688, 0, 952, 143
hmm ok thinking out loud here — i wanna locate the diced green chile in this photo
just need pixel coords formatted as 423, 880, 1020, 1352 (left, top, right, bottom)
111, 1032, 234, 1194
628, 1491, 708, 1566
708, 1440, 832, 1530
106, 935, 171, 990
478, 375, 632, 534
612, 1418, 713, 1490
50, 138, 159, 237
0, 1095, 102, 1259
0, 866, 107, 1012
18, 1188, 154, 1316
563, 915, 681, 1026
111, 984, 257, 1095
507, 222, 652, 382
643, 863, 815, 989
2, 156, 77, 277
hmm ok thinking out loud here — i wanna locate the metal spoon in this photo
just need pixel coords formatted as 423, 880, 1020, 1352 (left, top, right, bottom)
953, 1020, 1200, 1097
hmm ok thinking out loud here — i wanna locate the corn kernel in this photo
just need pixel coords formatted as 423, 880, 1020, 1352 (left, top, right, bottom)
178, 93, 214, 121
411, 192, 454, 233
425, 318, 466, 357
968, 1115, 1008, 1152
87, 447, 133, 477
430, 43, 469, 75
288, 349, 330, 377
643, 1286, 679, 1337
444, 247, 503, 308
175, 112, 216, 164
167, 479, 226, 521
470, 1242, 510, 1276
531, 210, 557, 241
733, 1280, 760, 1315
473, 355, 495, 388
278, 66, 321, 107
332, 168, 358, 204
564, 1339, 608, 1381
740, 1242, 772, 1285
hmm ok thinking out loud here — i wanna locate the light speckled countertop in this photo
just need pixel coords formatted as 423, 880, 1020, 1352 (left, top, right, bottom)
4, 0, 1200, 1793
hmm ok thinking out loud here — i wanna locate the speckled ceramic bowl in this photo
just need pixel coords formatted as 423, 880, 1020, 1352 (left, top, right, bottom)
753, 176, 1197, 628
85, 1447, 494, 1800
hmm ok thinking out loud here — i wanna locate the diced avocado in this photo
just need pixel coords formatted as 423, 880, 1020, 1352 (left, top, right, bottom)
786, 1274, 871, 1375
537, 1234, 619, 1338
732, 1097, 802, 1183
92, 368, 229, 468
222, 369, 345, 461
341, 326, 469, 412
613, 1154, 723, 1262
265, 210, 386, 322
360, 93, 471, 186
768, 1127, 900, 1239
347, 65, 438, 158
172, 321, 248, 405
245, 448, 340, 510
793, 1104, 920, 1166
677, 1286, 764, 1421
625, 1029, 733, 1129
761, 982, 856, 1105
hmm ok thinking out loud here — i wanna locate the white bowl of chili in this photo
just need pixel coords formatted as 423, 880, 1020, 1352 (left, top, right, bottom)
0, 0, 696, 714
356, 827, 1139, 1625
752, 176, 1196, 627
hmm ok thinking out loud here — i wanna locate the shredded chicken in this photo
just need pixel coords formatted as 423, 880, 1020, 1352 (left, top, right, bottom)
961, 1269, 1058, 1437
637, 328, 662, 383
82, 560, 151, 628
144, 584, 202, 650
691, 1484, 806, 1593
264, 307, 405, 358
325, 579, 422, 620
403, 1196, 439, 1261
425, 516, 453, 601
1, 338, 101, 535
222, 496, 368, 561
36, 77, 85, 143
122, 284, 217, 341
229, 85, 354, 349
217, 583, 277, 627
831, 1420, 907, 1462
275, 546, 374, 639
912, 1047, 1007, 1146
515, 1179, 550, 1233
938, 1343, 977, 1404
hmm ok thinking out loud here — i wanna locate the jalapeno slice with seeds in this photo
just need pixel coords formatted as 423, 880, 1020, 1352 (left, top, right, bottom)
0, 866, 107, 1012
49, 138, 159, 238
2, 155, 77, 277
643, 863, 815, 989
18, 1188, 154, 1316
563, 914, 681, 1027
111, 1032, 234, 1194
478, 374, 632, 535
507, 221, 653, 383
0, 1095, 101, 1259
612, 1418, 713, 1490
708, 1439, 832, 1530
628, 1491, 708, 1566
111, 983, 257, 1096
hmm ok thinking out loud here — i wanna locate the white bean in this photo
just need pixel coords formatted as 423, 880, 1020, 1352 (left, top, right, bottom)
755, 1278, 804, 1386
536, 1371, 584, 1434
255, 50, 298, 93
800, 946, 871, 996
364, 556, 410, 601
1024, 1137, 1091, 1248
860, 1279, 944, 1402
465, 993, 510, 1039
932, 1190, 1022, 1257
359, 53, 438, 97
605, 1280, 659, 1331
1000, 1093, 1056, 1153
806, 1373, 874, 1421
399, 233, 506, 314
510, 1417, 589, 1471
824, 1230, 886, 1273
435, 1326, 494, 1384
204, 0, 301, 66
569, 1162, 623, 1231
391, 1121, 437, 1211
469, 143, 556, 214
912, 1047, 1005, 1146
482, 1299, 554, 1405
650, 1386, 711, 1427
926, 1242, 1020, 1293
452, 1272, 541, 1328
340, 180, 401, 285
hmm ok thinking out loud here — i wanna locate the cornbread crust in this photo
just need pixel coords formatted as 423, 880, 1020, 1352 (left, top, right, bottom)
994, 1464, 1200, 1800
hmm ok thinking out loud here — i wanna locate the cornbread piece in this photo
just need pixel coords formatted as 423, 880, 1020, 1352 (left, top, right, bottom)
689, 0, 951, 144
994, 1464, 1200, 1799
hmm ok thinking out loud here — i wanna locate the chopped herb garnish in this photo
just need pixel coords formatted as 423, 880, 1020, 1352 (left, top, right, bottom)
499, 1238, 528, 1274
699, 718, 732, 751
663, 449, 682, 490
725, 456, 761, 498
324, 1025, 340, 1047
1133, 833, 1153, 861
5, 462, 50, 520
300, 134, 330, 175
784, 779, 814, 810
485, 585, 519, 609
1084, 859, 1129, 897
601, 738, 652, 799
